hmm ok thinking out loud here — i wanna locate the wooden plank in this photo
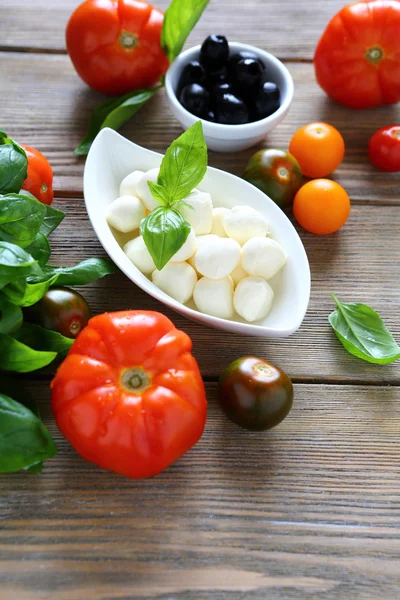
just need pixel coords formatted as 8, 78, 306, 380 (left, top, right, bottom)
1, 53, 400, 202
43, 198, 400, 383
2, 0, 346, 59
1, 381, 399, 600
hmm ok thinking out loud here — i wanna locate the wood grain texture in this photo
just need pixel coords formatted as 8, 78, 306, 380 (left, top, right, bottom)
1, 381, 399, 600
1, 52, 400, 202
1, 0, 344, 59
42, 197, 400, 383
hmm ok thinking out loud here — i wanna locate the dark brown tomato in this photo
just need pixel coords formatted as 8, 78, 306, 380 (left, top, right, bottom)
218, 356, 293, 431
243, 149, 303, 210
26, 287, 92, 339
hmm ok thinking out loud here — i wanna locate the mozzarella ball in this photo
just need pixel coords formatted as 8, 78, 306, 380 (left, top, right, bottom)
152, 263, 197, 305
170, 228, 197, 262
119, 170, 145, 197
193, 276, 234, 319
136, 168, 161, 211
178, 189, 213, 235
106, 195, 146, 233
195, 236, 241, 280
124, 236, 156, 274
230, 262, 248, 287
223, 206, 268, 245
242, 237, 287, 280
234, 276, 274, 322
210, 207, 230, 237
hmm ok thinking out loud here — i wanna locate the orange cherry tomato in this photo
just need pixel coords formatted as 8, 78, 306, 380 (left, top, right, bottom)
51, 311, 207, 479
289, 123, 345, 179
368, 125, 400, 172
66, 0, 169, 96
20, 145, 54, 205
314, 0, 400, 109
293, 179, 350, 235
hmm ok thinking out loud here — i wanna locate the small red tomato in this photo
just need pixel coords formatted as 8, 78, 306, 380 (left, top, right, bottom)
20, 144, 54, 205
368, 125, 400, 172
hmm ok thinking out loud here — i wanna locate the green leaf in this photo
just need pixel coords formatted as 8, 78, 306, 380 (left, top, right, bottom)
0, 392, 56, 473
0, 242, 41, 289
141, 206, 190, 270
25, 233, 51, 265
25, 461, 43, 474
0, 193, 46, 248
2, 273, 58, 307
13, 323, 74, 354
147, 180, 169, 206
0, 334, 57, 372
328, 294, 400, 365
161, 0, 210, 63
157, 121, 207, 203
0, 135, 28, 195
75, 87, 160, 156
38, 257, 118, 286
40, 204, 65, 237
0, 294, 23, 334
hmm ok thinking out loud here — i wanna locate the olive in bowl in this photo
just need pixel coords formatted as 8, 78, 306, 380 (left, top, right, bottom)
166, 40, 294, 152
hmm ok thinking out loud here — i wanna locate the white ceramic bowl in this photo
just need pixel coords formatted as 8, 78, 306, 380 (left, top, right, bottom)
165, 42, 294, 152
84, 128, 310, 338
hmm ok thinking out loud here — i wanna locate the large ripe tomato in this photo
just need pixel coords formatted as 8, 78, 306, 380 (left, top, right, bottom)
66, 0, 169, 95
20, 144, 53, 205
289, 123, 345, 179
51, 311, 207, 479
314, 0, 400, 109
368, 125, 400, 172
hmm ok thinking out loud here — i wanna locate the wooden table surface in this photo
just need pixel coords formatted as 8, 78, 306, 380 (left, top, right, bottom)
1, 1, 400, 599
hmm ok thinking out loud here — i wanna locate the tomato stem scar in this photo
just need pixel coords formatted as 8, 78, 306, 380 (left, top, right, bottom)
119, 31, 139, 50
121, 367, 151, 393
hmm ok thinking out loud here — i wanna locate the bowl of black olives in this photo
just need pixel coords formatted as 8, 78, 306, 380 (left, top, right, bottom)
165, 35, 294, 152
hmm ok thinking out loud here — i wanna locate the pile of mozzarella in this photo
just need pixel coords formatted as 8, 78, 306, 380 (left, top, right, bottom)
106, 168, 288, 323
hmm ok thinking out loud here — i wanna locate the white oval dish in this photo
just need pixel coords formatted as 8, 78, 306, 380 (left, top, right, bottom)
84, 128, 311, 338
165, 42, 294, 152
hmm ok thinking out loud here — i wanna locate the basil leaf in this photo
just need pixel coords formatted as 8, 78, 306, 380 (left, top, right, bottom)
0, 392, 57, 473
162, 0, 210, 63
0, 294, 23, 334
38, 257, 118, 286
0, 134, 28, 195
40, 204, 65, 237
13, 323, 73, 354
0, 334, 57, 372
141, 207, 190, 270
0, 193, 46, 248
75, 87, 159, 156
147, 181, 169, 206
25, 233, 51, 265
0, 242, 41, 289
157, 121, 207, 203
329, 294, 400, 365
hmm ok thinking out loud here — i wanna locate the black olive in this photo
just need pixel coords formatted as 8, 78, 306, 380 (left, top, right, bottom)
214, 93, 249, 125
179, 83, 210, 117
251, 81, 281, 120
205, 110, 216, 122
205, 64, 228, 88
177, 60, 206, 95
233, 58, 264, 91
200, 35, 229, 69
228, 51, 265, 78
211, 81, 233, 98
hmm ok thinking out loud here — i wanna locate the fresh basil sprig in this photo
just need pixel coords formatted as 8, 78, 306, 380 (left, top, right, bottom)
0, 131, 28, 195
329, 294, 400, 365
141, 121, 207, 270
162, 0, 210, 63
74, 0, 209, 155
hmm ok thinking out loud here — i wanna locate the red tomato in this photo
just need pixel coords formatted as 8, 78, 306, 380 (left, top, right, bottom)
66, 0, 169, 95
20, 145, 53, 205
314, 0, 400, 109
368, 125, 400, 172
51, 311, 207, 479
